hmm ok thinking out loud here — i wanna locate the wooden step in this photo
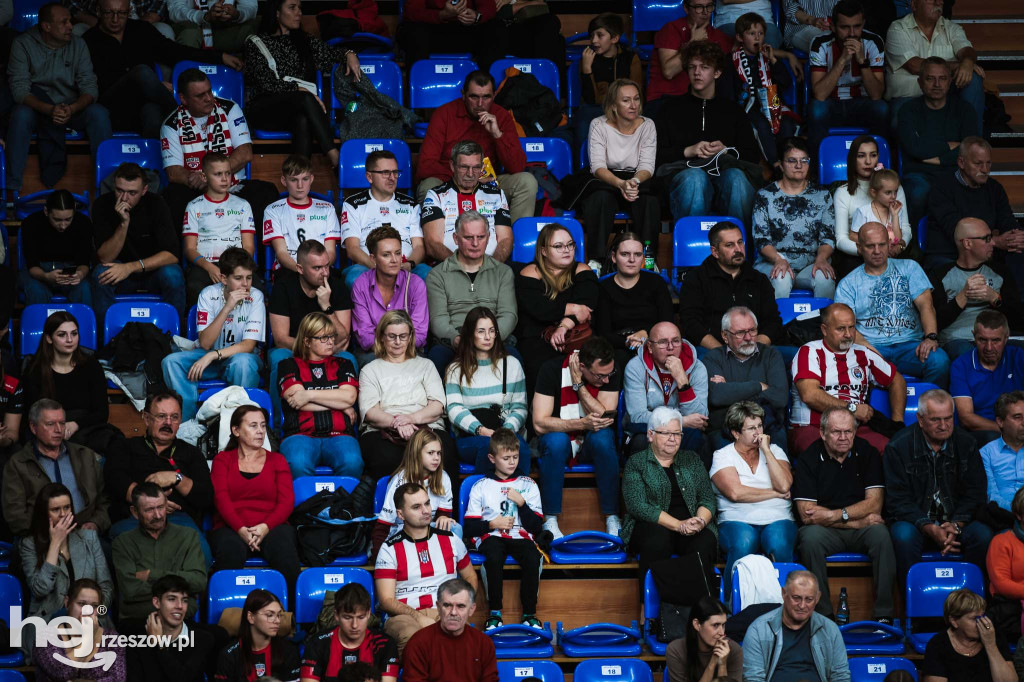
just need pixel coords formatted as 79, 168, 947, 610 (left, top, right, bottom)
955, 0, 1024, 19
961, 23, 1024, 54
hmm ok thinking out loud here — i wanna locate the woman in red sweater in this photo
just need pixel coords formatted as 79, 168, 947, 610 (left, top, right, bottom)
986, 485, 1024, 640
210, 405, 300, 590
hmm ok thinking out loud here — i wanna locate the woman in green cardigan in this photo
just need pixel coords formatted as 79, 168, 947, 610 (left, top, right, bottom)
622, 406, 718, 580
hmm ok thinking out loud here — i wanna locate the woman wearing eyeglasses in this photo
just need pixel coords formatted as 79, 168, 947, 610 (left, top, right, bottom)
622, 406, 718, 582
358, 310, 459, 486
514, 223, 599, 394
277, 312, 361, 479
709, 400, 795, 601
752, 136, 837, 300
214, 589, 300, 682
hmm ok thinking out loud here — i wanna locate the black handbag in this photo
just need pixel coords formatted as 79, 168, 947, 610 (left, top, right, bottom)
464, 357, 507, 434
657, 603, 691, 643
651, 552, 717, 643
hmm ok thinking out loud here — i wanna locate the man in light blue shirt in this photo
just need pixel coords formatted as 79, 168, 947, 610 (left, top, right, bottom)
980, 390, 1024, 512
835, 222, 950, 387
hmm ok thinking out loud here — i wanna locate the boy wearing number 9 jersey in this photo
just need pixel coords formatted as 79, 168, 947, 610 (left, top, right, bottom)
162, 248, 265, 420
263, 155, 343, 274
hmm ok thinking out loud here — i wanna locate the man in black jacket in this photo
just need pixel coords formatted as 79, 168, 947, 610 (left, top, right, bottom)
679, 221, 785, 351
84, 0, 241, 138
654, 40, 764, 230
883, 388, 992, 581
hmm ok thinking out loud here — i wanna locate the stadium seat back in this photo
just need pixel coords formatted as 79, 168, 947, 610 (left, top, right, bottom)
631, 0, 685, 54
520, 137, 573, 181
374, 476, 391, 514
0, 671, 27, 682
206, 569, 288, 624
295, 567, 375, 624
673, 216, 744, 269
777, 297, 832, 325
19, 304, 98, 356
573, 658, 654, 682
497, 660, 565, 682
459, 474, 484, 523
333, 59, 404, 110
848, 657, 918, 682
293, 476, 360, 505
817, 135, 891, 185
409, 59, 478, 110
732, 561, 805, 613
10, 0, 46, 32
103, 301, 180, 345
490, 58, 561, 100
338, 138, 413, 190
512, 217, 586, 264
868, 382, 937, 426
172, 62, 244, 104
906, 562, 984, 619
95, 138, 165, 190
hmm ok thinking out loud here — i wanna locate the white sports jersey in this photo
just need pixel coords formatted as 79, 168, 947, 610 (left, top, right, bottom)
790, 340, 895, 426
159, 99, 251, 188
420, 181, 510, 257
374, 528, 470, 610
809, 31, 885, 101
183, 193, 255, 262
196, 284, 266, 350
464, 475, 543, 547
262, 197, 342, 270
341, 189, 422, 259
376, 471, 454, 536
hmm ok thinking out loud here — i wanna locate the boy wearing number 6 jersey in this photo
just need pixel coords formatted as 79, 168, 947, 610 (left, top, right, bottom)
162, 248, 265, 420
263, 155, 342, 274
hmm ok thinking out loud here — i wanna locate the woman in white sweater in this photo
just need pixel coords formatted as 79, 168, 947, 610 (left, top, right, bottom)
833, 135, 916, 277
357, 310, 459, 488
580, 78, 659, 259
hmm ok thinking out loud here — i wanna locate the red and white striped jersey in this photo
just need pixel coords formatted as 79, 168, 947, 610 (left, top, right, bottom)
374, 528, 469, 610
790, 340, 895, 426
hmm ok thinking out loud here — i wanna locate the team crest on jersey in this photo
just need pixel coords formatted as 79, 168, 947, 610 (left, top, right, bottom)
461, 199, 473, 212
851, 368, 864, 381
255, 663, 266, 677
216, 208, 224, 218
418, 549, 430, 563
186, 157, 201, 170
380, 206, 390, 216
312, 366, 324, 379
296, 214, 306, 223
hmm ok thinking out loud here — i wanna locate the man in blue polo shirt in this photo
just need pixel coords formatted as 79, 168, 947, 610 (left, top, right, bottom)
980, 390, 1024, 514
950, 310, 1024, 448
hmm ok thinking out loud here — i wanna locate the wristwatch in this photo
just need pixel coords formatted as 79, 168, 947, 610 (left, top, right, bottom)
847, 402, 858, 413
841, 508, 849, 522
677, 383, 691, 393
572, 381, 584, 391
174, 472, 183, 486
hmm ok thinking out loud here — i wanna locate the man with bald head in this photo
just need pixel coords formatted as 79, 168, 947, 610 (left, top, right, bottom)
624, 321, 709, 455
836, 222, 950, 387
743, 570, 850, 682
929, 217, 1024, 359
883, 388, 991, 579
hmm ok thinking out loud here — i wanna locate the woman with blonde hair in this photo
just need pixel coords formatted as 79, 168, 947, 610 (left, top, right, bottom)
580, 78, 659, 259
277, 312, 361, 478
358, 310, 459, 487
922, 588, 1014, 682
514, 223, 599, 392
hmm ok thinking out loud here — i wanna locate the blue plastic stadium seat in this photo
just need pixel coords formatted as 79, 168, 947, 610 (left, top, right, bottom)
672, 216, 743, 274
292, 476, 371, 565
840, 620, 906, 655
490, 58, 561, 100
295, 567, 375, 625
487, 622, 555, 658
630, 0, 685, 60
817, 135, 891, 185
19, 304, 98, 357
460, 474, 516, 566
905, 562, 984, 653
0, 670, 27, 681
206, 569, 288, 624
777, 297, 832, 325
848, 657, 918, 682
199, 387, 274, 427
172, 62, 244, 103
0, 574, 25, 666
826, 553, 870, 562
374, 476, 391, 514
95, 138, 165, 190
512, 217, 585, 264
103, 301, 180, 345
868, 381, 939, 426
332, 60, 404, 122
573, 658, 654, 682
14, 189, 89, 221
496, 660, 564, 682
521, 137, 573, 184
409, 58, 478, 111
642, 570, 667, 655
732, 561, 806, 614
556, 621, 642, 657
549, 531, 626, 564
917, 216, 927, 251
338, 138, 413, 190
10, 0, 45, 31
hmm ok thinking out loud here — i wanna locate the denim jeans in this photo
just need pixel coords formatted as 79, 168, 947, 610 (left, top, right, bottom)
537, 428, 618, 515
718, 519, 797, 599
281, 434, 363, 478
268, 347, 359, 421
753, 261, 836, 299
873, 339, 951, 388
889, 519, 994, 581
806, 97, 889, 162
667, 167, 755, 230
342, 262, 433, 291
109, 511, 213, 567
161, 348, 263, 420
90, 262, 186, 327
18, 263, 92, 306
456, 434, 531, 476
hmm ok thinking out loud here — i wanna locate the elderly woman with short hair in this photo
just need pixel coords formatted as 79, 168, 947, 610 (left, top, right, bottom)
622, 406, 718, 581
710, 400, 795, 600
922, 588, 1014, 682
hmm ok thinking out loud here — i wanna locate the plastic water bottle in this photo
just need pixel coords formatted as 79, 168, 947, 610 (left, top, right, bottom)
836, 587, 850, 626
643, 240, 656, 271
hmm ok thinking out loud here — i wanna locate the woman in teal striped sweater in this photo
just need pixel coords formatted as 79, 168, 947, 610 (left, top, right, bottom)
445, 307, 531, 476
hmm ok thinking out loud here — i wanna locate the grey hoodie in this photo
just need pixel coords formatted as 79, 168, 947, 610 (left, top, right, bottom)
8, 27, 98, 104
623, 338, 709, 428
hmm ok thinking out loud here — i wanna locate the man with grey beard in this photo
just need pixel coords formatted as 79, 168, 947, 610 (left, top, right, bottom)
702, 306, 789, 452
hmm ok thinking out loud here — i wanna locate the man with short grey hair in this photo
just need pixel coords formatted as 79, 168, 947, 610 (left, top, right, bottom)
703, 306, 788, 451
883, 388, 992, 580
1, 399, 110, 536
402, 577, 498, 682
420, 140, 514, 262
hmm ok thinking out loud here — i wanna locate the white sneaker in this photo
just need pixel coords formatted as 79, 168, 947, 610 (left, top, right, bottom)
605, 515, 622, 538
542, 516, 564, 540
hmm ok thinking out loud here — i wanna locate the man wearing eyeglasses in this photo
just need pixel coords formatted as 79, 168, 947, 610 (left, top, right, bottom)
929, 218, 1024, 361
645, 0, 733, 107
624, 322, 709, 458
421, 140, 514, 263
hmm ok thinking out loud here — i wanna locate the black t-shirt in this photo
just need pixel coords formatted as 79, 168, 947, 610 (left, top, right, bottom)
923, 629, 1011, 682
534, 355, 622, 412
268, 270, 353, 338
104, 436, 214, 523
300, 628, 399, 682
772, 624, 822, 682
215, 639, 301, 682
791, 438, 884, 512
20, 210, 94, 268
663, 465, 690, 519
595, 271, 674, 350
92, 192, 180, 262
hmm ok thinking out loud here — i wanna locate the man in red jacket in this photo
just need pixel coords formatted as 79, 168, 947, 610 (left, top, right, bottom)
397, 0, 505, 70
416, 71, 538, 225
